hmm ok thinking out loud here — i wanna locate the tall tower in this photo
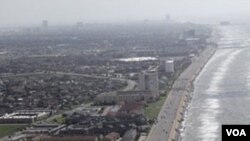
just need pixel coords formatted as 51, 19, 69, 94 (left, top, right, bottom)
42, 20, 48, 28
165, 59, 174, 73
76, 22, 83, 28
165, 14, 170, 23
139, 70, 159, 97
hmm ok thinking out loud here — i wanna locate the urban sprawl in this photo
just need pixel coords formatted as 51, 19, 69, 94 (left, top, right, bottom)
0, 21, 217, 141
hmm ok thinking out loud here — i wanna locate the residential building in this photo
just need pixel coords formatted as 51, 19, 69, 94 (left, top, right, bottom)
165, 59, 174, 73
138, 70, 159, 97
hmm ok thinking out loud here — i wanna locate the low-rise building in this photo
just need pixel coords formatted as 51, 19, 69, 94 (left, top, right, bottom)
105, 132, 120, 141
39, 136, 98, 141
0, 110, 51, 124
94, 90, 153, 105
121, 129, 137, 141
23, 123, 66, 134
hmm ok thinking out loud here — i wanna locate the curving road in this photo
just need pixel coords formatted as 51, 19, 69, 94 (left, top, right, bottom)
0, 71, 137, 91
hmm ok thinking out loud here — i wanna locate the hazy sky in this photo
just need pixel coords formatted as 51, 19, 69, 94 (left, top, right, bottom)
1, 0, 250, 27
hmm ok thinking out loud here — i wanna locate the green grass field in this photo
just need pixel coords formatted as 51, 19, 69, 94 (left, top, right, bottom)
0, 124, 26, 138
52, 115, 66, 124
144, 69, 183, 119
144, 95, 167, 119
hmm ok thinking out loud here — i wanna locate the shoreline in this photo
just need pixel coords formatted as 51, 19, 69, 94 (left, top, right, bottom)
166, 46, 217, 141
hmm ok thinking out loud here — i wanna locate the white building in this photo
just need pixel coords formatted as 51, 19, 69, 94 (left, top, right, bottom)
165, 59, 174, 73
0, 110, 51, 124
139, 70, 159, 97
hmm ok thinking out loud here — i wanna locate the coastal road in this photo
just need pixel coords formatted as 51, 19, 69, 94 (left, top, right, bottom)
146, 47, 216, 141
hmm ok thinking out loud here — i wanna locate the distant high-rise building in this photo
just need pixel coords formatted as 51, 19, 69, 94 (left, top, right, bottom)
165, 14, 171, 23
139, 70, 159, 97
185, 29, 196, 38
165, 59, 174, 73
42, 20, 48, 28
220, 21, 230, 26
76, 22, 83, 28
180, 29, 196, 39
143, 19, 149, 24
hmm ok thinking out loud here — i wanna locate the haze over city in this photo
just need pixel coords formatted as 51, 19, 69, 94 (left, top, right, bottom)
1, 0, 250, 141
1, 0, 250, 27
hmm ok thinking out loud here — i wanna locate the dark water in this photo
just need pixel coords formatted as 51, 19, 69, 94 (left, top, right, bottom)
180, 25, 250, 141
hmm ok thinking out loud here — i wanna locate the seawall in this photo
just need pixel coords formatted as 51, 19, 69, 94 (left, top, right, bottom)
167, 46, 217, 141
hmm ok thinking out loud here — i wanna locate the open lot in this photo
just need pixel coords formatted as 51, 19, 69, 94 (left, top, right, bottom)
144, 95, 167, 119
0, 124, 27, 138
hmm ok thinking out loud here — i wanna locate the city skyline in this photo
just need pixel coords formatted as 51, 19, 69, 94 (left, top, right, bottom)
1, 0, 250, 27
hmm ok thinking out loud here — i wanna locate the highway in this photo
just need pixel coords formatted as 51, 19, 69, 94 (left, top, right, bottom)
146, 47, 216, 141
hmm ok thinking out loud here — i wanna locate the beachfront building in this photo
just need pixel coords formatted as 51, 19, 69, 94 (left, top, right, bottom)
165, 59, 174, 73
138, 70, 159, 98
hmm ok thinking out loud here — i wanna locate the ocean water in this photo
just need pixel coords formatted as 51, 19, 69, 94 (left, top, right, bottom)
180, 25, 250, 141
